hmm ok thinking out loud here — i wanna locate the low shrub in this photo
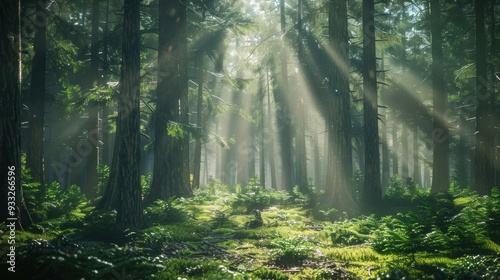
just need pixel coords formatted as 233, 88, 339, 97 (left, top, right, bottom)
437, 254, 500, 279
384, 176, 429, 203
267, 236, 314, 267
24, 181, 87, 222
231, 180, 290, 213
143, 198, 188, 227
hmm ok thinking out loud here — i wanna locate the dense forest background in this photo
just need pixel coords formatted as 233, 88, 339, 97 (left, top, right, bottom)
1, 0, 500, 279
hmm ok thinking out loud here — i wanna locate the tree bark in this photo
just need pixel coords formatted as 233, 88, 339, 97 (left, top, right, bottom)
277, 0, 294, 191
267, 67, 277, 190
27, 0, 47, 186
192, 54, 204, 189
380, 52, 390, 191
455, 112, 468, 187
430, 0, 449, 193
0, 0, 24, 226
413, 123, 421, 186
98, 0, 142, 229
259, 79, 266, 187
146, 0, 192, 204
474, 0, 494, 195
295, 0, 308, 193
86, 0, 100, 199
401, 123, 409, 182
324, 0, 357, 213
490, 0, 499, 188
362, 0, 382, 211
392, 121, 399, 176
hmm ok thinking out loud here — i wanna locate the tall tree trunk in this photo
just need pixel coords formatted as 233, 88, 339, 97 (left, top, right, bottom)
423, 164, 430, 188
146, 0, 192, 204
400, 4, 409, 184
192, 54, 204, 189
455, 112, 468, 186
247, 121, 256, 181
312, 123, 322, 190
413, 123, 421, 186
381, 110, 390, 191
295, 0, 308, 193
277, 0, 294, 191
1, 0, 25, 227
101, 0, 111, 168
401, 123, 409, 182
324, 0, 357, 213
295, 102, 308, 192
490, 0, 499, 188
362, 0, 381, 210
267, 67, 277, 189
180, 70, 190, 191
99, 0, 142, 228
430, 0, 449, 193
474, 0, 494, 194
259, 79, 266, 187
209, 52, 224, 181
380, 52, 390, 191
86, 0, 100, 199
27, 0, 47, 186
392, 121, 399, 176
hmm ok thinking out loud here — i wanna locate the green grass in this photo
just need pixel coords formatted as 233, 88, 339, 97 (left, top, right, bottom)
6, 186, 500, 280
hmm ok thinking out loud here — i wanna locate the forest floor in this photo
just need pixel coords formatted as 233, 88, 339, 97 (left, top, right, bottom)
1, 182, 500, 279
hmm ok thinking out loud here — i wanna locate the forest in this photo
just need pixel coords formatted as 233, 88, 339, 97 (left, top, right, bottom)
1, 0, 500, 279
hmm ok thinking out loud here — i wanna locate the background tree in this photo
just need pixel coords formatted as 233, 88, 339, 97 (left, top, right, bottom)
27, 0, 47, 186
276, 0, 294, 192
362, 0, 382, 210
85, 0, 100, 199
323, 0, 357, 213
145, 0, 192, 204
99, 0, 142, 228
430, 0, 449, 193
474, 0, 495, 195
0, 0, 22, 224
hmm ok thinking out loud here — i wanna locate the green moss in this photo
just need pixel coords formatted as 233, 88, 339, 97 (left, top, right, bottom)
322, 246, 381, 262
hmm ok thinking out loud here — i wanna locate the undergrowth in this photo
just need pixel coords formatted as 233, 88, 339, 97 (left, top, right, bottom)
3, 174, 500, 279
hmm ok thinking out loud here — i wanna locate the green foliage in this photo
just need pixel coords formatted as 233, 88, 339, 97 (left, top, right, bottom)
372, 213, 427, 261
167, 122, 189, 139
82, 210, 135, 244
373, 192, 493, 258
292, 180, 320, 208
328, 218, 375, 246
251, 266, 289, 280
231, 177, 290, 213
384, 175, 428, 202
448, 181, 475, 197
446, 204, 488, 250
484, 188, 500, 242
14, 236, 164, 280
192, 177, 234, 204
139, 224, 210, 249
97, 164, 110, 196
439, 254, 500, 279
143, 198, 189, 227
25, 181, 87, 222
267, 236, 314, 267
210, 210, 237, 228
156, 259, 239, 279
141, 172, 153, 198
